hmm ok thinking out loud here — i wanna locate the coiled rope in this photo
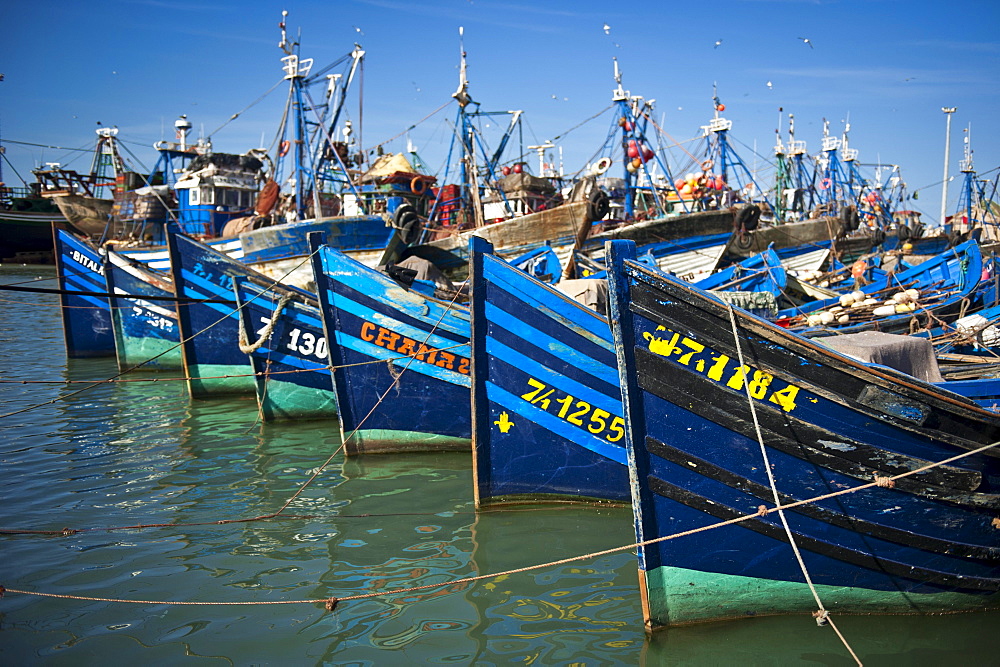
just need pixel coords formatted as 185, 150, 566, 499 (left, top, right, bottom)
237, 293, 292, 353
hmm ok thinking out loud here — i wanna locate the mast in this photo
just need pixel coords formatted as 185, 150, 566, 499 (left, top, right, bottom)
785, 113, 813, 219
941, 107, 957, 232
451, 27, 484, 228
608, 58, 678, 220
773, 108, 789, 222
701, 85, 772, 212
958, 124, 975, 232
278, 11, 314, 221
436, 27, 524, 228
91, 127, 126, 198
273, 11, 367, 221
816, 118, 842, 211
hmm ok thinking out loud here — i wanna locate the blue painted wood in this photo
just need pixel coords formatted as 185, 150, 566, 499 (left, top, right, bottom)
470, 237, 629, 506
232, 276, 338, 421
167, 232, 274, 398
104, 250, 182, 371
310, 241, 471, 454
783, 239, 986, 333
239, 216, 397, 265
506, 243, 562, 284
693, 246, 786, 295
54, 229, 115, 357
606, 239, 1000, 628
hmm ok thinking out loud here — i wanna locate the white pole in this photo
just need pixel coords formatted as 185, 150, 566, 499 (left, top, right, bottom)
941, 107, 957, 227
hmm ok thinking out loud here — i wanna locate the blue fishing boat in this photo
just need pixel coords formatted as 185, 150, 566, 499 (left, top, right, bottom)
785, 239, 987, 334
470, 241, 833, 507
309, 235, 471, 454
469, 237, 629, 506
53, 227, 115, 357
104, 248, 182, 370
605, 238, 1000, 629
166, 231, 262, 397
232, 276, 337, 421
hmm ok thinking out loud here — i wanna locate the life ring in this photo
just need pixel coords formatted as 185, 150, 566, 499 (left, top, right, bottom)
410, 177, 426, 195
701, 159, 714, 172
819, 177, 832, 190
594, 156, 613, 175
279, 140, 290, 157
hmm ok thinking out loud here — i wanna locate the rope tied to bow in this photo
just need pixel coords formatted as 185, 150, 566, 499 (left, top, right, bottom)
238, 294, 293, 354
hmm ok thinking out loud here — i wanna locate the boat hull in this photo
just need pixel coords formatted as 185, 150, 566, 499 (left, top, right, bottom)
311, 243, 471, 454
105, 250, 182, 370
415, 200, 593, 275
232, 277, 338, 421
470, 238, 629, 505
606, 240, 1000, 629
167, 232, 258, 397
48, 193, 115, 237
54, 229, 116, 357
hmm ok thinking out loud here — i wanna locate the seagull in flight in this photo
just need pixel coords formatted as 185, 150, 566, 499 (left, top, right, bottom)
798, 37, 814, 48
766, 80, 773, 89
603, 23, 610, 34
352, 25, 364, 35
714, 39, 723, 49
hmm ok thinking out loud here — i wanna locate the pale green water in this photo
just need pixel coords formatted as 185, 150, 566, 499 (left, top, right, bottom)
2, 265, 999, 665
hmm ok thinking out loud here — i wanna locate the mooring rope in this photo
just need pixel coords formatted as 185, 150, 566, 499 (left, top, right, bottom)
0, 342, 471, 386
237, 293, 292, 353
246, 272, 475, 523
5, 436, 998, 618
0, 248, 321, 419
725, 302, 862, 665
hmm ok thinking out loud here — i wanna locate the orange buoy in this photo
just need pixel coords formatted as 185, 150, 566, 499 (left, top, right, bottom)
851, 260, 868, 280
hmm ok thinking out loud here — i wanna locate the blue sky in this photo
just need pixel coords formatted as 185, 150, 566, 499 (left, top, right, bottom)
2, 0, 997, 226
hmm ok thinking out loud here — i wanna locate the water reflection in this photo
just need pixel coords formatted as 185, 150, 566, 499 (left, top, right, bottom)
6, 264, 1000, 664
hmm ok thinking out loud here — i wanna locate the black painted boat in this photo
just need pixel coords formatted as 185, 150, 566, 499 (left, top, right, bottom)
606, 239, 1000, 629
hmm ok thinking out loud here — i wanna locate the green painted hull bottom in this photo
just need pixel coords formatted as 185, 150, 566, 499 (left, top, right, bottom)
643, 565, 1000, 629
343, 429, 471, 456
257, 379, 338, 421
188, 364, 257, 398
116, 336, 184, 371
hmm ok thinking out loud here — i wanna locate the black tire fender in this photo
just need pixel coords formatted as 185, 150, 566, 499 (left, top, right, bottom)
734, 204, 760, 231
588, 188, 610, 220
394, 204, 422, 245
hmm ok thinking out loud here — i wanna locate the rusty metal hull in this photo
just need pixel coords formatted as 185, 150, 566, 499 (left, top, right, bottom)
48, 193, 114, 237
420, 200, 593, 265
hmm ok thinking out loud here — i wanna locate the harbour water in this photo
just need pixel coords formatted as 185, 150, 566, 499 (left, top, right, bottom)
3, 264, 1000, 665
